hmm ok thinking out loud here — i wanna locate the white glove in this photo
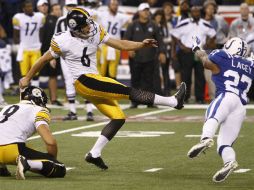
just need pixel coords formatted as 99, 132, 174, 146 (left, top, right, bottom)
192, 36, 202, 53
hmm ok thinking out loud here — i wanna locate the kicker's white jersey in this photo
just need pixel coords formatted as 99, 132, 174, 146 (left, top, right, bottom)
12, 12, 45, 50
50, 22, 109, 80
96, 11, 129, 39
0, 101, 50, 145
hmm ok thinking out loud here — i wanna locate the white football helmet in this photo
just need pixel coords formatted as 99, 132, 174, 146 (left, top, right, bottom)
223, 37, 248, 57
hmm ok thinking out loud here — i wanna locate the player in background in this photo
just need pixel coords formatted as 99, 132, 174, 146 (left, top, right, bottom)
96, 0, 131, 79
0, 86, 66, 180
55, 0, 94, 121
19, 8, 186, 170
12, 0, 45, 87
187, 36, 254, 182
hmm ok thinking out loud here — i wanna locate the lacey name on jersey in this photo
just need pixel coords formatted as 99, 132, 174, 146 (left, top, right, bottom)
232, 61, 253, 74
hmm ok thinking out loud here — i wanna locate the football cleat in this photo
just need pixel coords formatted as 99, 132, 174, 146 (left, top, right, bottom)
16, 155, 30, 180
0, 166, 11, 177
85, 153, 108, 170
187, 138, 214, 158
63, 112, 78, 121
174, 82, 186, 110
213, 161, 238, 183
86, 112, 94, 121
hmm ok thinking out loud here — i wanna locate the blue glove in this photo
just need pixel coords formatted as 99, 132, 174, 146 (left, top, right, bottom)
192, 36, 202, 53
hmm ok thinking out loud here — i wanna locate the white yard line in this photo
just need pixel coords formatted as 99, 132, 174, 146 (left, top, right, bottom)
144, 168, 163, 172
66, 167, 75, 171
28, 108, 174, 141
25, 104, 254, 110
234, 169, 251, 173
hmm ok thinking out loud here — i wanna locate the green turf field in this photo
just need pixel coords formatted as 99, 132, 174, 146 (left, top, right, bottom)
0, 93, 254, 190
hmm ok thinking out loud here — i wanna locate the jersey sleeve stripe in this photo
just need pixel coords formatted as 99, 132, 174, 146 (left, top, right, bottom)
50, 40, 61, 53
12, 18, 20, 26
35, 109, 51, 125
99, 25, 107, 43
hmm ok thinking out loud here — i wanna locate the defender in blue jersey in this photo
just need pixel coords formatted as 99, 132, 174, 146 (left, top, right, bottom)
187, 36, 254, 183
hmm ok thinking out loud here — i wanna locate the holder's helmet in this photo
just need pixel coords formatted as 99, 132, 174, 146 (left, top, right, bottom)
20, 86, 48, 107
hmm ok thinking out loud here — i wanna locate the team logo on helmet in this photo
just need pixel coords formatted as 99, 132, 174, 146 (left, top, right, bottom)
68, 19, 77, 28
32, 88, 42, 98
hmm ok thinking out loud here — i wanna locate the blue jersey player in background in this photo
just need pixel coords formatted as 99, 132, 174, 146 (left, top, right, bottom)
187, 36, 254, 183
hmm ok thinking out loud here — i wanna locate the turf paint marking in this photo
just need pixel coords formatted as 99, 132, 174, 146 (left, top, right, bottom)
185, 135, 243, 138
144, 168, 163, 172
185, 135, 218, 138
72, 131, 175, 138
234, 169, 251, 173
28, 108, 174, 141
66, 167, 75, 171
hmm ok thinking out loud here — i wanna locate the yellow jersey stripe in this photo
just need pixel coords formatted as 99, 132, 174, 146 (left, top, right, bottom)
99, 25, 107, 43
71, 8, 90, 17
12, 18, 20, 26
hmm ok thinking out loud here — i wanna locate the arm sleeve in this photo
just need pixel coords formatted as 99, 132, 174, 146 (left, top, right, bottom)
208, 50, 228, 66
12, 15, 20, 30
34, 108, 51, 129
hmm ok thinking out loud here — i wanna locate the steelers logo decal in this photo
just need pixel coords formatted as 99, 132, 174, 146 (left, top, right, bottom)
69, 19, 77, 28
32, 88, 42, 97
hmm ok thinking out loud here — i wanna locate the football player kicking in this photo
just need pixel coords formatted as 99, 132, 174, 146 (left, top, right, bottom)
19, 8, 186, 170
187, 36, 254, 182
0, 86, 66, 180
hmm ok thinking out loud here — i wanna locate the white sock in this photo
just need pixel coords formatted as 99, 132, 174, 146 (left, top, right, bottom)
153, 94, 177, 107
201, 118, 219, 140
27, 160, 43, 170
90, 135, 109, 158
86, 102, 93, 113
221, 147, 236, 164
31, 80, 39, 87
69, 103, 76, 114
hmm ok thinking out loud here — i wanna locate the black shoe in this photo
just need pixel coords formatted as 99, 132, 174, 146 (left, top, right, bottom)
130, 102, 138, 109
63, 112, 78, 120
0, 166, 11, 177
16, 155, 30, 180
51, 100, 63, 106
174, 82, 186, 110
86, 112, 94, 121
147, 105, 158, 108
85, 153, 108, 170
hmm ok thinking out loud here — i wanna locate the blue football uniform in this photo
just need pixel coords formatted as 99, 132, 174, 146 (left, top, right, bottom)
208, 49, 254, 105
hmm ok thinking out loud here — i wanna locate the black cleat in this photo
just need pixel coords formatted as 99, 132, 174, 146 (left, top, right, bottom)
85, 153, 108, 170
0, 166, 11, 177
86, 112, 94, 121
174, 82, 186, 110
16, 155, 30, 180
51, 100, 63, 106
63, 112, 78, 121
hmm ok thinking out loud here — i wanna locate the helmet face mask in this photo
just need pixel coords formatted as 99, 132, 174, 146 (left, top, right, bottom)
20, 86, 48, 107
223, 37, 249, 57
67, 8, 98, 39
